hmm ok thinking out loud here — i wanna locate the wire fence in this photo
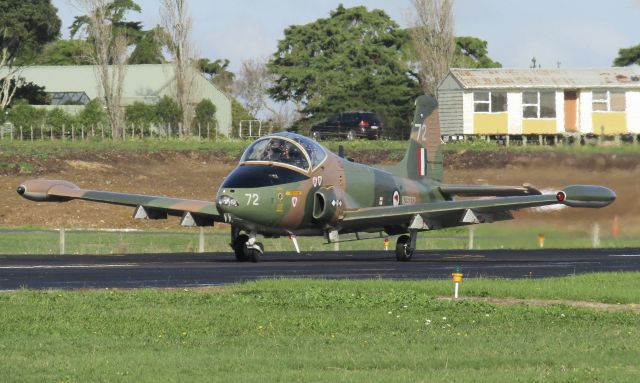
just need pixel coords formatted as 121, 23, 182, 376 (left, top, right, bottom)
2, 226, 638, 256
0, 122, 221, 141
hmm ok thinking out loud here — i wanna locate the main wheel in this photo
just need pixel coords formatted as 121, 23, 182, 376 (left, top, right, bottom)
395, 235, 413, 262
233, 234, 250, 262
247, 243, 263, 263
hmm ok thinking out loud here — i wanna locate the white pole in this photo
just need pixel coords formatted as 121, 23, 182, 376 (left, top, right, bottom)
59, 228, 65, 255
454, 282, 459, 299
198, 227, 205, 253
468, 226, 475, 250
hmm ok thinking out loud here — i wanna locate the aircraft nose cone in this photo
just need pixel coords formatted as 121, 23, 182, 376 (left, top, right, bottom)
16, 185, 26, 195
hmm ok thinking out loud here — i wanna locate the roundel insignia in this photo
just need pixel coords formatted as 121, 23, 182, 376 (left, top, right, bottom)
393, 190, 400, 206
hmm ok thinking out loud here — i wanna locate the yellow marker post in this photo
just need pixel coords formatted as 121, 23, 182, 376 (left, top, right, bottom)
451, 266, 463, 299
384, 238, 390, 251
538, 233, 545, 248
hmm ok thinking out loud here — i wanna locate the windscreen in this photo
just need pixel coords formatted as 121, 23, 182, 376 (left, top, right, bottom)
240, 137, 310, 171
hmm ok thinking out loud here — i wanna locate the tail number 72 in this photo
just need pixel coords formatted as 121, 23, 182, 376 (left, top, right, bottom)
245, 193, 259, 206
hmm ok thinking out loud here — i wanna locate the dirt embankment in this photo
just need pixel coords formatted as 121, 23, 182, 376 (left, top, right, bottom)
2, 149, 638, 230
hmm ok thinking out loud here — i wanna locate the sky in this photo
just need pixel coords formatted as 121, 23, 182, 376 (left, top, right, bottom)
52, 0, 640, 71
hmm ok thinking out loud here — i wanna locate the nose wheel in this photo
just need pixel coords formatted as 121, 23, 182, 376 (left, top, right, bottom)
231, 228, 264, 263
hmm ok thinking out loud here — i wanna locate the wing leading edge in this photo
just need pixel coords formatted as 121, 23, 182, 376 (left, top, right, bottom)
17, 179, 223, 226
341, 184, 615, 230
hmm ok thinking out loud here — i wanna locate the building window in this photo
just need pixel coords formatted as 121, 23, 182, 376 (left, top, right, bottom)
49, 92, 90, 106
522, 91, 556, 119
473, 91, 507, 113
593, 90, 625, 112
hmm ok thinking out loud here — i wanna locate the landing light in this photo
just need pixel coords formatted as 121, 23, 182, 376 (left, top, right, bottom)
556, 191, 566, 202
218, 195, 239, 207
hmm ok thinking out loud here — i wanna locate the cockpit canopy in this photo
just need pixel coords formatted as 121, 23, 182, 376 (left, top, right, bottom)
240, 133, 327, 172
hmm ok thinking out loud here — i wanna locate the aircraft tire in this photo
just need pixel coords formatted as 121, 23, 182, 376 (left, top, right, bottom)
395, 235, 413, 262
247, 248, 262, 263
233, 234, 250, 262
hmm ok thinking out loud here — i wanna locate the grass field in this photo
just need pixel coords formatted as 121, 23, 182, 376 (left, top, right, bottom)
1, 222, 637, 255
0, 275, 639, 382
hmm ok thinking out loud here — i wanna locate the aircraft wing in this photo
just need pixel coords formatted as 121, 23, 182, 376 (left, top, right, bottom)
438, 184, 541, 197
341, 185, 615, 230
17, 179, 223, 226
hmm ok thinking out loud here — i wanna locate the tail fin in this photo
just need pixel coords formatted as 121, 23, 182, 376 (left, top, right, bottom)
390, 95, 443, 182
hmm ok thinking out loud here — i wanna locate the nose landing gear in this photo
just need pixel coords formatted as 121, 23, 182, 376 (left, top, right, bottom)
231, 227, 264, 263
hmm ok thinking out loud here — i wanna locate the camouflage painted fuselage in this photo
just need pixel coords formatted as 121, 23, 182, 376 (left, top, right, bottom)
216, 141, 445, 237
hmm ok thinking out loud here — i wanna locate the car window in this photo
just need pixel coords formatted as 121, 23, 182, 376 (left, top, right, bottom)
327, 113, 340, 123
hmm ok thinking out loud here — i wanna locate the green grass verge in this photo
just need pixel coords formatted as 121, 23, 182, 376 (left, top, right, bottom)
1, 137, 639, 162
2, 222, 637, 255
1, 276, 639, 382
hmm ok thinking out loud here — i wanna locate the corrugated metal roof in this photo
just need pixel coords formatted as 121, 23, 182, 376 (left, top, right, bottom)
448, 67, 640, 89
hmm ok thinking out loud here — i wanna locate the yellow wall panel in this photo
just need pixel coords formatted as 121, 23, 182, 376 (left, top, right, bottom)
522, 120, 556, 134
592, 112, 627, 135
473, 113, 508, 134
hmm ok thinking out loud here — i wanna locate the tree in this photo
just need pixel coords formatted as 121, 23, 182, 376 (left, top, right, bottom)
0, 0, 60, 109
613, 44, 640, 66
125, 101, 157, 131
235, 58, 274, 117
73, 0, 129, 139
407, 0, 455, 98
192, 99, 217, 135
35, 40, 94, 65
268, 5, 417, 137
77, 99, 107, 129
161, 0, 195, 137
155, 95, 182, 135
129, 26, 167, 64
231, 99, 254, 138
11, 81, 50, 105
70, 0, 143, 45
198, 58, 234, 93
453, 36, 501, 68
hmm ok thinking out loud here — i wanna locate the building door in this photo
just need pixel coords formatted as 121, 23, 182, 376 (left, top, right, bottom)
564, 91, 578, 132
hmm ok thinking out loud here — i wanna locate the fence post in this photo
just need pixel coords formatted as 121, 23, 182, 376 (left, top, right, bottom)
19, 126, 23, 141
207, 122, 210, 140
591, 223, 600, 248
30, 126, 33, 141
468, 226, 475, 250
101, 125, 104, 139
59, 228, 66, 255
62, 124, 65, 140
81, 126, 84, 140
50, 125, 53, 140
198, 227, 205, 253
40, 125, 43, 140
198, 122, 202, 139
72, 125, 75, 141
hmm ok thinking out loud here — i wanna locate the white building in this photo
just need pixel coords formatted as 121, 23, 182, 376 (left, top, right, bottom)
438, 68, 640, 136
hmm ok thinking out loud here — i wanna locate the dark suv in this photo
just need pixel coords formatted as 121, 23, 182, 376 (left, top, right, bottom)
310, 112, 383, 140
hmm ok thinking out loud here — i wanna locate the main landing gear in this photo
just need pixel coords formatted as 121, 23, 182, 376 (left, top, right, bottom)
395, 232, 417, 262
231, 227, 263, 263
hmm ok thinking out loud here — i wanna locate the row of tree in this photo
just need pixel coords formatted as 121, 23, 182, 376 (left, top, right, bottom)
1, 0, 507, 138
1, 96, 218, 137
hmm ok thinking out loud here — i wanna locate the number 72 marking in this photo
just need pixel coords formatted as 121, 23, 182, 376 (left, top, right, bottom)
244, 193, 259, 206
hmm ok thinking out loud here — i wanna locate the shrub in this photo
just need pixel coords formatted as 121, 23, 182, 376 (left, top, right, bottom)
192, 99, 217, 137
156, 95, 182, 135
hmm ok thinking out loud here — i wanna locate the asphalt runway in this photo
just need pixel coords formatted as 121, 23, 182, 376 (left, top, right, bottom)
1, 248, 640, 290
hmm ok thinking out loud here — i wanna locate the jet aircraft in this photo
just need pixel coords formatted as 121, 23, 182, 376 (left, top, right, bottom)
17, 95, 616, 262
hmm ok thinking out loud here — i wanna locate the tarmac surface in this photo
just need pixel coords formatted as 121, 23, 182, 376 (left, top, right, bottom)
1, 248, 640, 290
